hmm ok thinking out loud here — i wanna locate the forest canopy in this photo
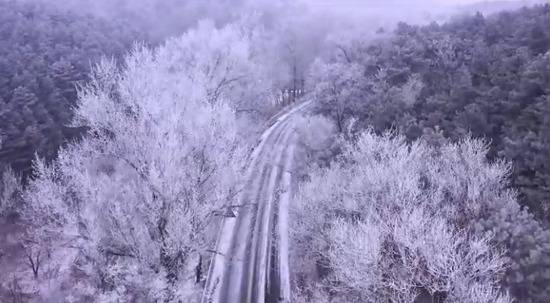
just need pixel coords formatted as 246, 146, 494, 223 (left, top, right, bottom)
311, 4, 550, 224
0, 0, 145, 176
1, 1, 550, 302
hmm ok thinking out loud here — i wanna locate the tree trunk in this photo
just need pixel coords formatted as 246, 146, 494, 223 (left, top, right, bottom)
195, 254, 203, 284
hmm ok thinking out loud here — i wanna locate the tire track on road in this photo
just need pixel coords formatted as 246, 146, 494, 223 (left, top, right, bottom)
203, 101, 309, 303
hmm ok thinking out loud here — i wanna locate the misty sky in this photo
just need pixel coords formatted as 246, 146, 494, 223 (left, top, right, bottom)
304, 0, 524, 8
297, 0, 545, 23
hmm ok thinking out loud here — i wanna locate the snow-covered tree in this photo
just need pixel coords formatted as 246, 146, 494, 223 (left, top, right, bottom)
22, 22, 259, 301
291, 131, 513, 302
0, 136, 22, 217
0, 166, 22, 217
308, 59, 364, 133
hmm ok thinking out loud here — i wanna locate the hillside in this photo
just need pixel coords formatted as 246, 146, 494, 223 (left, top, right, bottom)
0, 1, 144, 176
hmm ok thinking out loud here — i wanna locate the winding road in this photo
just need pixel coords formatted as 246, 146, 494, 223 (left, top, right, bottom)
202, 101, 310, 303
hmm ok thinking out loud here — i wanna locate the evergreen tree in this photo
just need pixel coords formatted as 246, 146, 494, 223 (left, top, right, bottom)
0, 0, 143, 177
50, 59, 82, 101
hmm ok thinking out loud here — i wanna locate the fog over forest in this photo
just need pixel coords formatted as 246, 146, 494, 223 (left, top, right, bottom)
1, 0, 550, 302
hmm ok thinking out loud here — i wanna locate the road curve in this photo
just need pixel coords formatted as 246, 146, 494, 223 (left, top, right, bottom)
202, 101, 310, 303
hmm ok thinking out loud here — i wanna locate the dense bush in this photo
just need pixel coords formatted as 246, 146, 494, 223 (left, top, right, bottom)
0, 0, 144, 176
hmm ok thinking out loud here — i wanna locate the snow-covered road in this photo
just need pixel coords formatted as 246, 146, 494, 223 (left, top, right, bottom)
202, 101, 310, 303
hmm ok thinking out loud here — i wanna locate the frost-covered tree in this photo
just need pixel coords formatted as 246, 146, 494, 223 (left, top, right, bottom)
21, 22, 260, 301
291, 131, 513, 302
305, 8, 550, 301
0, 167, 22, 217
0, 138, 22, 217
307, 36, 426, 136
307, 6, 550, 230
308, 59, 364, 133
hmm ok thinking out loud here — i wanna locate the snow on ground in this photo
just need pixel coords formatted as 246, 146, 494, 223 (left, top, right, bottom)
202, 101, 310, 303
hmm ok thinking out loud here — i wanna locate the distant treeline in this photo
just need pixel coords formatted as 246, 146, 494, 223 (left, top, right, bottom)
0, 0, 144, 176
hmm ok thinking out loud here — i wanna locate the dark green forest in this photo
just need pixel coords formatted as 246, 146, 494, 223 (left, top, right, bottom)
0, 0, 144, 176
328, 5, 550, 224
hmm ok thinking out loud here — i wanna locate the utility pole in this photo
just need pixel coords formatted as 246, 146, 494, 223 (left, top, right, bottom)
292, 58, 297, 103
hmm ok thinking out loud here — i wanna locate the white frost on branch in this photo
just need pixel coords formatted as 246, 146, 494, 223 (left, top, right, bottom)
291, 130, 512, 303
22, 21, 266, 302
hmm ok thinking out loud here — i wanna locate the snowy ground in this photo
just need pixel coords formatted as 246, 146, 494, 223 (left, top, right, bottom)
202, 101, 310, 303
